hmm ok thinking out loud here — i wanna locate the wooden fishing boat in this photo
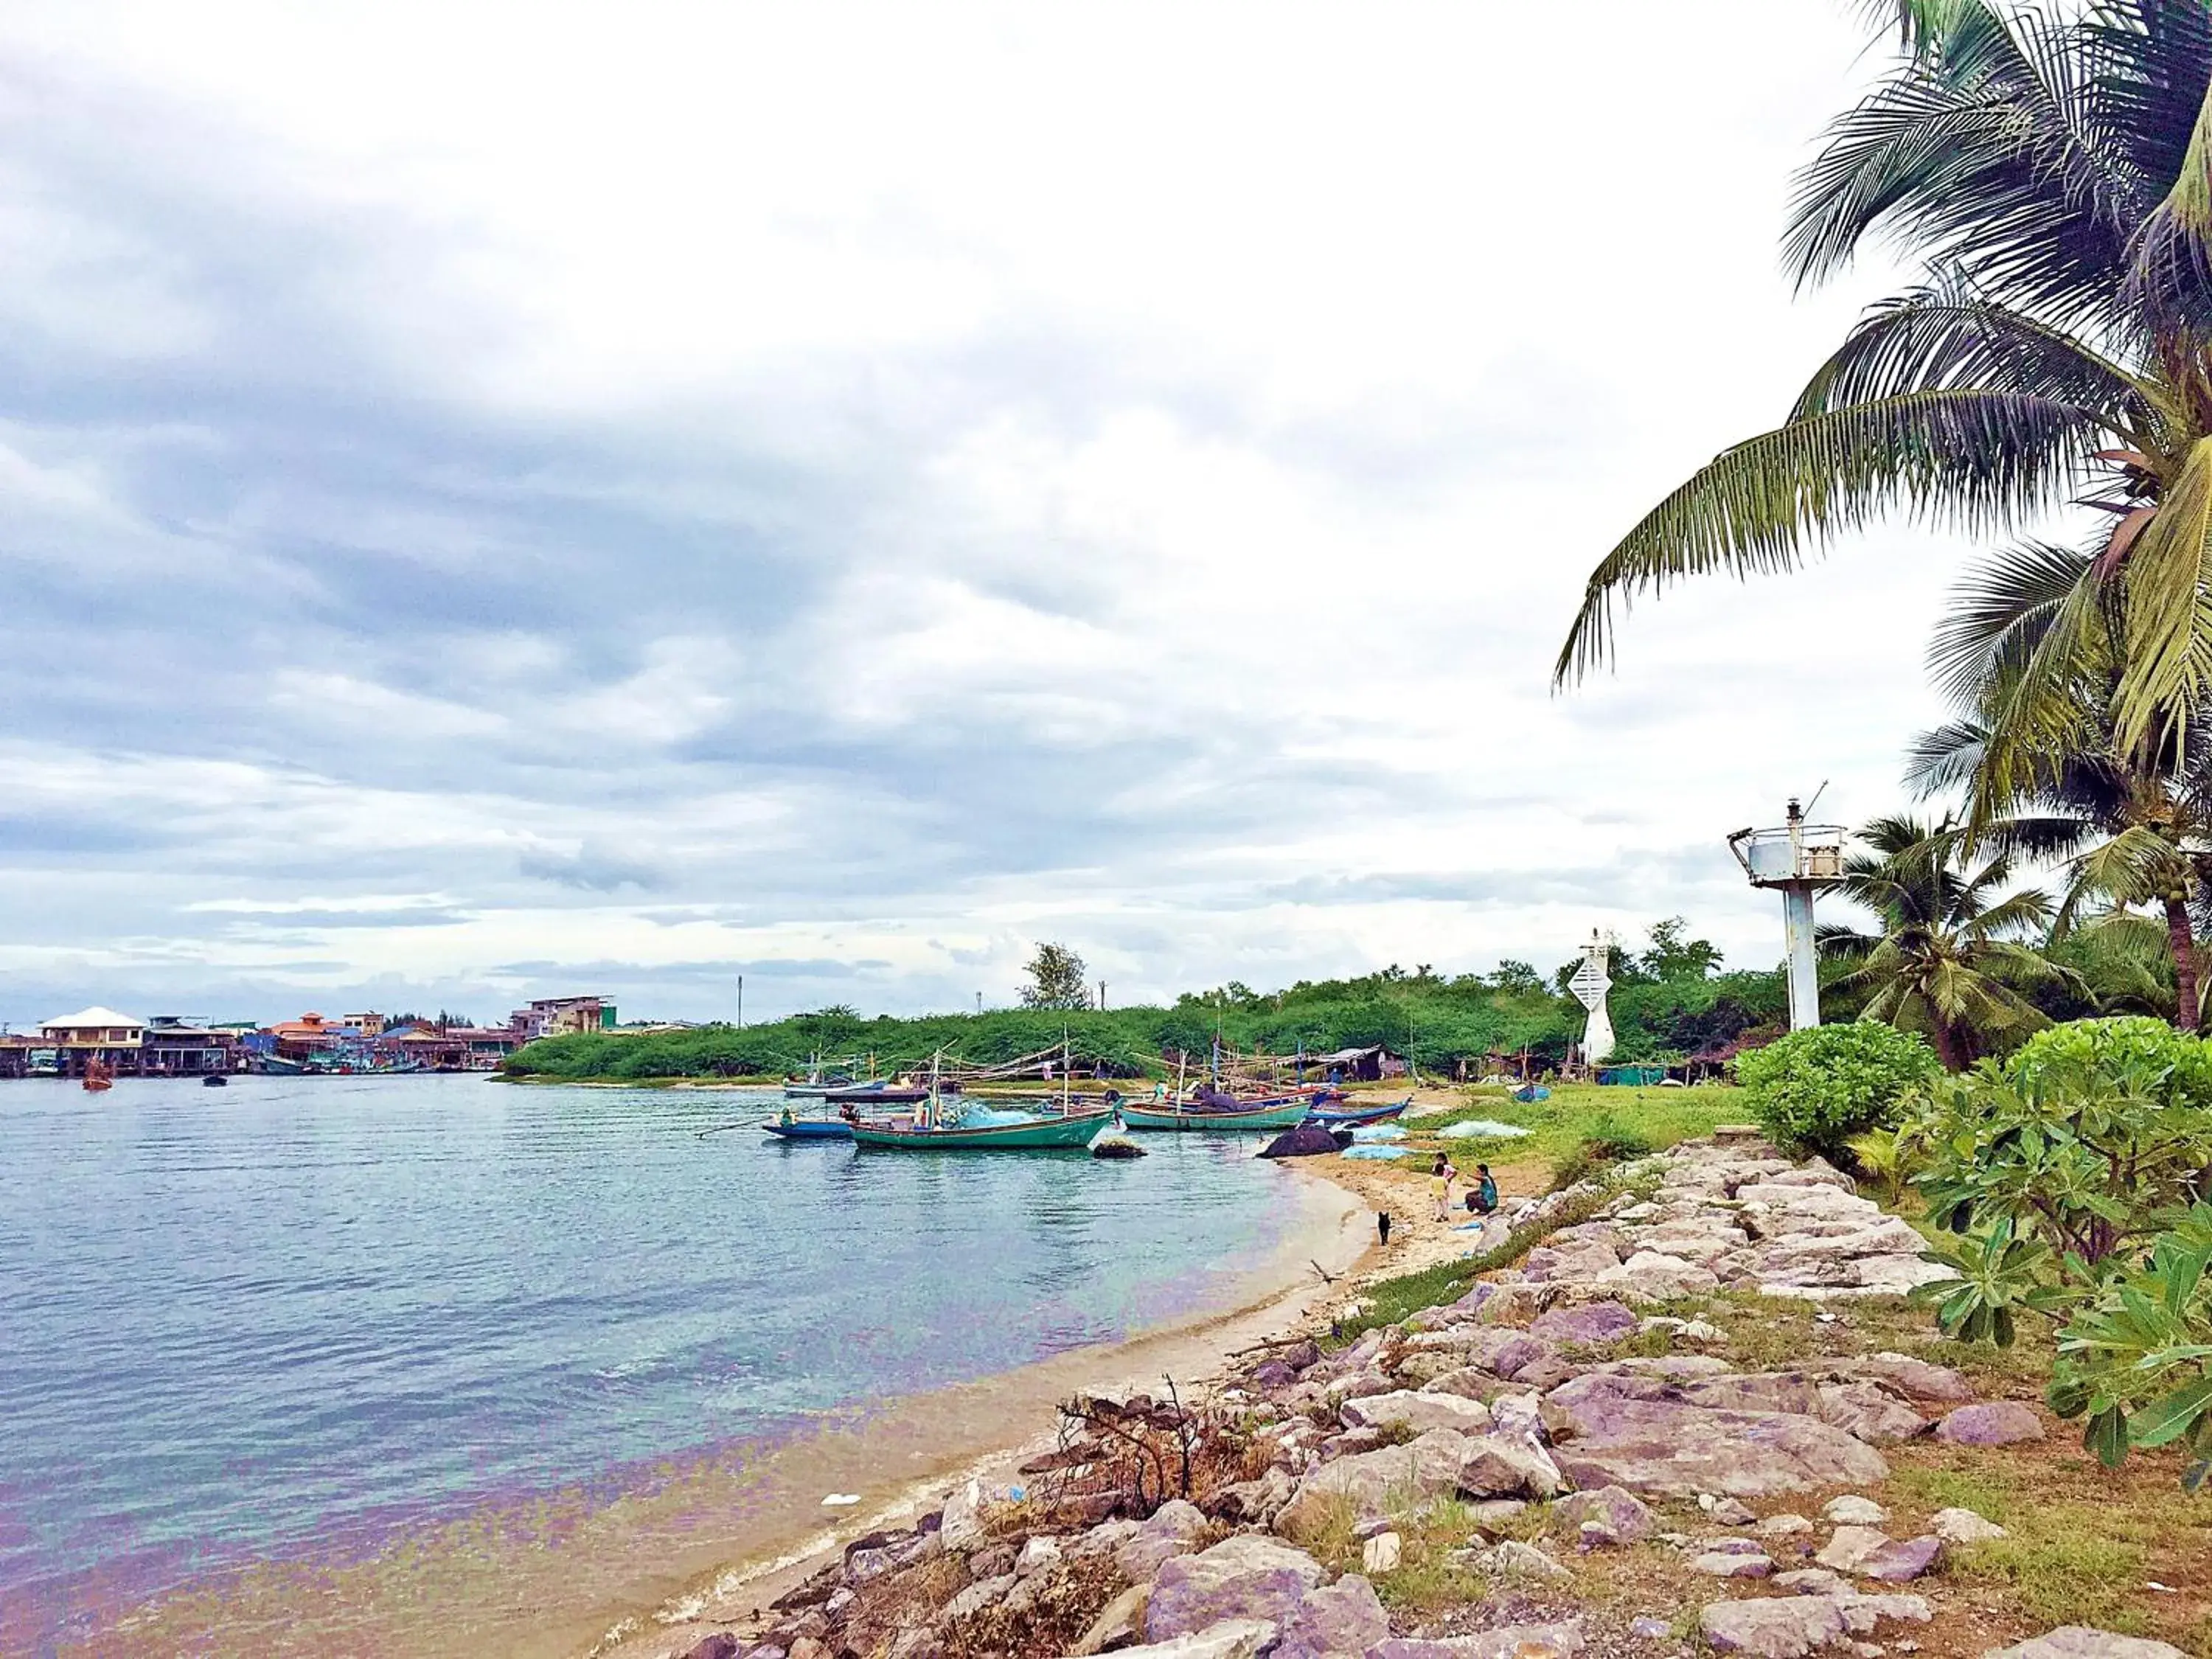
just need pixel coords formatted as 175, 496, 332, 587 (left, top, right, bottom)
849, 1110, 1109, 1150
1117, 1097, 1312, 1132
824, 1080, 931, 1105
761, 1115, 855, 1141
1305, 1096, 1410, 1128
82, 1057, 114, 1093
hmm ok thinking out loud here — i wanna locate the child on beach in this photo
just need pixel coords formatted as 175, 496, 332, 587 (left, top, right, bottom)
1432, 1152, 1458, 1220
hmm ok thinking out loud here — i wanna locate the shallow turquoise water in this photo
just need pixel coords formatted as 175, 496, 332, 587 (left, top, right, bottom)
0, 1074, 1313, 1650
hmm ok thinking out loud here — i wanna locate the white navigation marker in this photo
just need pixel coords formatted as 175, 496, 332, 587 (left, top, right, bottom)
1568, 930, 1615, 1068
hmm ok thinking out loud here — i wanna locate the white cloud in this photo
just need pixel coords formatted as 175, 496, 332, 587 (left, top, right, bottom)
0, 1, 1983, 1023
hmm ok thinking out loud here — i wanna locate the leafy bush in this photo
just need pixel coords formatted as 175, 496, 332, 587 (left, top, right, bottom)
1904, 1018, 2212, 1485
1732, 1021, 1941, 1162
2048, 1204, 2212, 1491
1913, 1017, 2212, 1267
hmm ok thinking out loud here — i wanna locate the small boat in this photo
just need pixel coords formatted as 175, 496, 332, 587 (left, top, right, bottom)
202, 1074, 229, 1088
1117, 1097, 1314, 1133
824, 1080, 933, 1105
1305, 1096, 1410, 1129
849, 1109, 1110, 1150
761, 1115, 855, 1141
82, 1057, 114, 1093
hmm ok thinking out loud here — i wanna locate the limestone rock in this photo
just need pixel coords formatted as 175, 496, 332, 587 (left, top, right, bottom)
940, 1480, 987, 1551
1814, 1380, 1930, 1444
1144, 1535, 1324, 1643
1207, 1467, 1295, 1527
1481, 1539, 1571, 1580
1826, 1352, 1975, 1404
1699, 1597, 1848, 1657
1274, 1430, 1472, 1536
1017, 1536, 1062, 1575
1856, 1534, 1942, 1582
1547, 1374, 1888, 1498
681, 1636, 739, 1659
1772, 1568, 1848, 1596
1710, 1496, 1758, 1526
942, 1573, 1016, 1621
1937, 1401, 2045, 1445
1691, 1550, 1773, 1578
1341, 1390, 1494, 1436
1367, 1624, 1585, 1658
1757, 1514, 1814, 1541
1456, 1433, 1566, 1499
1931, 1506, 2007, 1545
1067, 1584, 1149, 1655
1268, 1573, 1389, 1659
1822, 1495, 1887, 1526
1814, 1525, 1890, 1573
1114, 1499, 1211, 1579
1362, 1531, 1402, 1573
1106, 1618, 1279, 1659
1595, 1251, 1722, 1300
1983, 1630, 2188, 1659
1553, 1484, 1653, 1546
1529, 1301, 1640, 1346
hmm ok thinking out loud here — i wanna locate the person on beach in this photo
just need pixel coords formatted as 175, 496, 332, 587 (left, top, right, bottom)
1472, 1164, 1498, 1214
1432, 1153, 1458, 1220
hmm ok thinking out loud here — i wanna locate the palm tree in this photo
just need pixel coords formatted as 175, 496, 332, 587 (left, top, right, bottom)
1556, 2, 2212, 754
1820, 813, 2064, 1068
1905, 539, 2212, 1026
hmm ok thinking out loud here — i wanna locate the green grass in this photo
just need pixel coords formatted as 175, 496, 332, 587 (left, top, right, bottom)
1414, 1082, 1747, 1172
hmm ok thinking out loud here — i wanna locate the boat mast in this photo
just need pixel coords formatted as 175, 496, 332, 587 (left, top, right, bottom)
1060, 1026, 1069, 1116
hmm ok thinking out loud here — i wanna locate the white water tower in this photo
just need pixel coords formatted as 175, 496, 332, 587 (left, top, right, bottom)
1728, 795, 1846, 1032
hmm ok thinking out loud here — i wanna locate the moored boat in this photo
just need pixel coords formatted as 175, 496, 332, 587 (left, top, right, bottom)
761, 1115, 856, 1141
824, 1079, 932, 1105
849, 1109, 1110, 1150
1305, 1096, 1410, 1129
1116, 1097, 1312, 1132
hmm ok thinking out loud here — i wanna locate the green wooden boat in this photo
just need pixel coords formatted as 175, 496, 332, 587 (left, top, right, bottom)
848, 1109, 1112, 1150
1117, 1099, 1313, 1133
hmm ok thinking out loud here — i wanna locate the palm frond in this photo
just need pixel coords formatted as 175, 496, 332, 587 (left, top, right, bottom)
1557, 392, 2099, 681
2115, 434, 2212, 740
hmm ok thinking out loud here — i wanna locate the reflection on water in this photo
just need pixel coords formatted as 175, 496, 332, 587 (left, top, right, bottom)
0, 1075, 1312, 1654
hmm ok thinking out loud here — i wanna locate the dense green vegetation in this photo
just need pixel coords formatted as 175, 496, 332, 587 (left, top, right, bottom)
1734, 1021, 1942, 1163
504, 921, 1788, 1080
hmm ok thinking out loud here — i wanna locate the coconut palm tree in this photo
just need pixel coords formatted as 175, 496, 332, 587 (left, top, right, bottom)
1556, 1, 2212, 753
1819, 813, 2065, 1068
1905, 538, 2212, 1026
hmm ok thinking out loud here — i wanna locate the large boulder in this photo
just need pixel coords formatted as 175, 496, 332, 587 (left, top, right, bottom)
1593, 1251, 1722, 1300
1455, 1433, 1567, 1500
1366, 1623, 1585, 1657
1274, 1430, 1472, 1536
1983, 1631, 2188, 1659
1266, 1573, 1389, 1659
1936, 1402, 2045, 1445
1341, 1390, 1494, 1436
1108, 1618, 1279, 1659
1529, 1301, 1640, 1346
1145, 1536, 1325, 1643
1114, 1499, 1211, 1579
1700, 1592, 1930, 1657
1548, 1375, 1886, 1498
1552, 1484, 1653, 1545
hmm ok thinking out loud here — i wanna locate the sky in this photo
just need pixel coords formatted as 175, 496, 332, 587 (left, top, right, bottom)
0, 1, 1969, 1029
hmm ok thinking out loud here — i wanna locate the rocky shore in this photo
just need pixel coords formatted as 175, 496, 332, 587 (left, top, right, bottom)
649, 1134, 2188, 1659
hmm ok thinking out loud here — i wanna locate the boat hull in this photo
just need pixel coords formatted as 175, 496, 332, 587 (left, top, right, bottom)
762, 1119, 856, 1140
1118, 1100, 1312, 1132
849, 1112, 1110, 1150
1306, 1098, 1409, 1128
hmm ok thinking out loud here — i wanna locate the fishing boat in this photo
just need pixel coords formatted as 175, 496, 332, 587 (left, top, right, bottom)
82, 1057, 114, 1093
1117, 1096, 1313, 1133
761, 1112, 855, 1141
1305, 1096, 1411, 1129
824, 1079, 931, 1105
850, 1047, 1111, 1150
202, 1074, 229, 1088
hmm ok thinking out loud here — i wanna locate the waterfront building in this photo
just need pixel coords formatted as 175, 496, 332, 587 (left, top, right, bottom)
509, 997, 616, 1039
141, 1016, 239, 1076
36, 1008, 149, 1079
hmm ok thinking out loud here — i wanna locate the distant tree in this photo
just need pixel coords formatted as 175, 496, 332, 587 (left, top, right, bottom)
1641, 917, 1724, 981
1488, 960, 1546, 996
808, 1004, 858, 1019
1019, 942, 1092, 1010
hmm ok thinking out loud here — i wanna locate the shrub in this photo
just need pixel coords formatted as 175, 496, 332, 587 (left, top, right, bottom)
1732, 1021, 1940, 1162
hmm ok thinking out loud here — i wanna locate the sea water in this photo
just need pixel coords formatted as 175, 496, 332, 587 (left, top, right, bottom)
0, 1075, 1321, 1654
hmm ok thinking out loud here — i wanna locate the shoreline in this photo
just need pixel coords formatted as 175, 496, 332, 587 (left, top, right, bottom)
585, 1144, 1488, 1659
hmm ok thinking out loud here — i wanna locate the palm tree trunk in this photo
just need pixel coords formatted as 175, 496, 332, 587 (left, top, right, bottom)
2166, 896, 2200, 1033
1930, 1020, 1966, 1072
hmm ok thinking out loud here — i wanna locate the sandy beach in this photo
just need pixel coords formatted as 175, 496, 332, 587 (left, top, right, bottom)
587, 1096, 1537, 1659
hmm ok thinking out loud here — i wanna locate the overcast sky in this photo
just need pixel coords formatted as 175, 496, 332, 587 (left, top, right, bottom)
0, 1, 1964, 1027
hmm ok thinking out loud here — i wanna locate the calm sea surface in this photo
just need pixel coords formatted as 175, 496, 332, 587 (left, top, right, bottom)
0, 1075, 1321, 1654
